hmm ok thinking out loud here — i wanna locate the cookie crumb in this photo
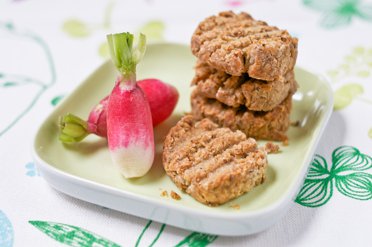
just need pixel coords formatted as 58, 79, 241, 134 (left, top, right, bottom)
264, 142, 280, 154
170, 191, 181, 200
160, 190, 168, 197
291, 120, 301, 127
282, 139, 289, 146
230, 204, 240, 210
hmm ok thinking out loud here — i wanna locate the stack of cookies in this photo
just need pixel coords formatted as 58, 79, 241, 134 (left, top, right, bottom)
162, 11, 299, 206
190, 11, 298, 141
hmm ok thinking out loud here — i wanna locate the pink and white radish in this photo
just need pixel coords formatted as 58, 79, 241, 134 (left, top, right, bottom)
58, 78, 179, 143
106, 32, 154, 178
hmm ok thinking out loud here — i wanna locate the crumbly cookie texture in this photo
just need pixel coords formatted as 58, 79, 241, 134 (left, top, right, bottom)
191, 90, 292, 141
264, 142, 280, 154
191, 11, 298, 81
192, 61, 298, 111
162, 115, 267, 206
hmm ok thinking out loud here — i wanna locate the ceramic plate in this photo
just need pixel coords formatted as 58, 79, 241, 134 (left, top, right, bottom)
32, 43, 333, 236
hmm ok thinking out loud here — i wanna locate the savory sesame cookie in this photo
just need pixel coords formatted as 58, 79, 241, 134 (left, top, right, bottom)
191, 90, 292, 141
192, 61, 298, 111
191, 11, 298, 81
162, 115, 267, 206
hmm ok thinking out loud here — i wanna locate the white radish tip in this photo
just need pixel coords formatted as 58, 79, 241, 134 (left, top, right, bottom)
110, 145, 154, 178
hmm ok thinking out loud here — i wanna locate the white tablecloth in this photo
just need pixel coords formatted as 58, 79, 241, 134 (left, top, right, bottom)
1, 0, 371, 246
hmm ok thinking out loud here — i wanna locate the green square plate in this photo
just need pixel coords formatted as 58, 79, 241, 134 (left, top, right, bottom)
32, 43, 333, 236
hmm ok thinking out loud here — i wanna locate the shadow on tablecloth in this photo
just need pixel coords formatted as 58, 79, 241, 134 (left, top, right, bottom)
315, 110, 347, 156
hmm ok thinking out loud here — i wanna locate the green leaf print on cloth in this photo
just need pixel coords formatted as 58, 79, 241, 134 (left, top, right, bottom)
326, 46, 372, 111
333, 83, 364, 110
0, 22, 56, 137
29, 221, 121, 247
296, 146, 372, 207
62, 19, 92, 38
134, 220, 166, 247
30, 219, 218, 247
134, 220, 217, 247
175, 232, 218, 247
303, 0, 372, 28
138, 20, 165, 42
328, 46, 372, 82
51, 94, 65, 106
62, 0, 115, 38
98, 20, 166, 59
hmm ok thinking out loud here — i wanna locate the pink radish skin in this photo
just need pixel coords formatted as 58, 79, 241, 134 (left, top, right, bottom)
139, 78, 179, 126
87, 78, 179, 137
58, 78, 178, 143
107, 80, 154, 178
87, 96, 109, 137
106, 32, 154, 178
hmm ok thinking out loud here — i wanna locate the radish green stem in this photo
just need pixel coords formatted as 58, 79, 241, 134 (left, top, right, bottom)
106, 32, 146, 84
59, 114, 89, 143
